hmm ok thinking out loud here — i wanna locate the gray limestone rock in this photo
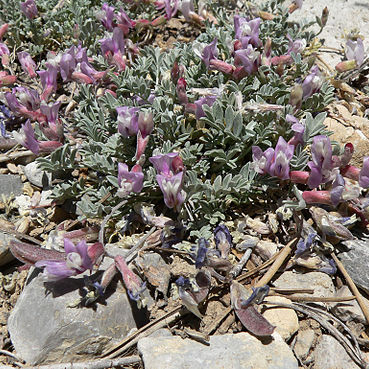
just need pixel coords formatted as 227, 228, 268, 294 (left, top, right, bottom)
311, 335, 360, 369
272, 271, 335, 298
339, 237, 369, 294
8, 268, 146, 365
0, 174, 23, 197
0, 231, 17, 267
138, 332, 299, 369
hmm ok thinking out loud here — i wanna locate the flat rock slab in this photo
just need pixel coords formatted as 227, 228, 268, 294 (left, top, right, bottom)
0, 174, 23, 197
8, 268, 144, 365
311, 334, 360, 369
340, 236, 369, 294
272, 271, 335, 298
138, 332, 299, 369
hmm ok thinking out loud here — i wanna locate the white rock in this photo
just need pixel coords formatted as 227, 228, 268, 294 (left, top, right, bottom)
262, 296, 299, 341
273, 271, 335, 298
293, 329, 315, 360
138, 332, 299, 369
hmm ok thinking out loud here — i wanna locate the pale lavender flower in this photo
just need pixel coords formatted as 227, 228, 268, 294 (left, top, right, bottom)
0, 42, 9, 65
100, 27, 125, 56
138, 111, 154, 138
35, 239, 93, 281
201, 38, 218, 69
252, 137, 294, 180
302, 66, 323, 99
14, 87, 40, 111
60, 48, 77, 81
99, 3, 115, 31
156, 171, 186, 211
37, 65, 58, 100
116, 106, 139, 137
359, 157, 369, 188
149, 152, 183, 175
18, 51, 37, 78
116, 8, 134, 35
40, 101, 61, 125
307, 135, 333, 188
194, 95, 217, 120
286, 34, 306, 55
178, 0, 194, 22
164, 0, 178, 19
345, 38, 365, 67
20, 0, 38, 19
117, 163, 144, 197
12, 119, 39, 154
234, 45, 261, 75
269, 136, 294, 179
149, 153, 186, 211
234, 16, 261, 48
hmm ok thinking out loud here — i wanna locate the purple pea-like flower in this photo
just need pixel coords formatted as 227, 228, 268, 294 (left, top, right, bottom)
346, 38, 365, 67
117, 163, 144, 197
214, 224, 232, 259
99, 3, 115, 31
0, 42, 9, 65
269, 136, 294, 180
116, 106, 139, 137
138, 111, 154, 138
100, 27, 125, 56
359, 157, 369, 188
295, 231, 317, 256
149, 152, 184, 176
289, 122, 305, 146
12, 119, 39, 154
164, 0, 178, 20
116, 8, 134, 35
37, 65, 58, 101
286, 34, 306, 55
194, 95, 217, 120
35, 239, 93, 281
252, 137, 294, 180
201, 39, 218, 69
18, 51, 37, 78
60, 49, 77, 82
234, 16, 261, 48
14, 87, 40, 111
307, 135, 333, 188
302, 66, 323, 99
40, 101, 61, 125
156, 171, 186, 211
192, 238, 209, 269
0, 42, 9, 57
20, 0, 38, 19
149, 152, 186, 211
115, 255, 146, 302
330, 173, 345, 206
234, 45, 261, 75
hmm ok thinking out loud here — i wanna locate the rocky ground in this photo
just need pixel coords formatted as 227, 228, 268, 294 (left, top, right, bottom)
2, 1, 369, 369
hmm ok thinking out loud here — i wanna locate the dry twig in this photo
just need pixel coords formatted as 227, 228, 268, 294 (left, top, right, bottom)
331, 252, 369, 325
1, 355, 141, 369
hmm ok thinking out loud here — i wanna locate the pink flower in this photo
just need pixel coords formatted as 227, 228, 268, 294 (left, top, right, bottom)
18, 51, 37, 78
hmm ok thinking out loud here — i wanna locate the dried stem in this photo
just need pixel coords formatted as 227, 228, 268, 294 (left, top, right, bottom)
264, 301, 365, 368
102, 306, 184, 359
331, 252, 369, 325
1, 356, 141, 369
255, 238, 298, 287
